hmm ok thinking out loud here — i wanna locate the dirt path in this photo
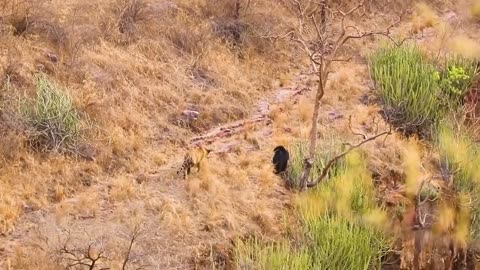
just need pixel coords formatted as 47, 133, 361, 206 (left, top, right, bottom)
187, 71, 311, 149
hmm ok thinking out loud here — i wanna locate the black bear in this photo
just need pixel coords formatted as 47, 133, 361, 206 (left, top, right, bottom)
272, 146, 289, 174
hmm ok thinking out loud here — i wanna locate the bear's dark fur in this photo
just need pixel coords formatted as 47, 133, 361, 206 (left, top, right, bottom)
272, 146, 289, 174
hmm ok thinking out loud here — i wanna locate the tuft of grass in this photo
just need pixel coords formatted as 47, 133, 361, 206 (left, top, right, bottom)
305, 215, 390, 270
21, 74, 83, 153
234, 238, 312, 270
437, 122, 480, 242
412, 2, 439, 33
447, 35, 480, 61
286, 137, 343, 189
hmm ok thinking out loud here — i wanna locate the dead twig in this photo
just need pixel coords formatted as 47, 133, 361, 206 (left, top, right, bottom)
306, 124, 392, 187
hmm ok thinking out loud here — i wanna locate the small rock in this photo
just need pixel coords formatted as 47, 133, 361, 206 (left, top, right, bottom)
182, 109, 199, 120
46, 52, 58, 63
327, 111, 344, 121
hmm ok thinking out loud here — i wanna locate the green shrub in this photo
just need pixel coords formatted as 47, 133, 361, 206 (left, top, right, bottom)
435, 57, 478, 105
370, 45, 441, 135
370, 45, 477, 137
22, 74, 82, 153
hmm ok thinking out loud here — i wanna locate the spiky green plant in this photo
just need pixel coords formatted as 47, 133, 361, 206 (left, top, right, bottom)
370, 44, 478, 137
370, 45, 442, 133
22, 73, 82, 152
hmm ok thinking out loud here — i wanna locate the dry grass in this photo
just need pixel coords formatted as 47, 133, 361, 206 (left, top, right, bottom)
2, 0, 479, 269
0, 0, 296, 237
447, 35, 480, 60
412, 2, 439, 33
472, 0, 480, 20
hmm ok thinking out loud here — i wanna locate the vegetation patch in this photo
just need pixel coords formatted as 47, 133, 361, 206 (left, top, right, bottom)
234, 152, 392, 269
370, 45, 477, 138
21, 74, 84, 153
437, 123, 480, 243
286, 138, 343, 189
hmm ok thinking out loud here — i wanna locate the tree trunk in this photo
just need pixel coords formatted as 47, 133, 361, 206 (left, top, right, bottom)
300, 70, 325, 190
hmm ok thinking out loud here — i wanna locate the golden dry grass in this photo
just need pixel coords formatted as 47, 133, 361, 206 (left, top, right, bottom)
412, 2, 439, 33
472, 0, 480, 19
2, 0, 480, 269
0, 0, 297, 235
448, 35, 480, 60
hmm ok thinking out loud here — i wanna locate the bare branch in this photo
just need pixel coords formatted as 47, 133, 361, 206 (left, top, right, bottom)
122, 223, 147, 270
348, 115, 366, 140
307, 126, 392, 188
57, 234, 107, 270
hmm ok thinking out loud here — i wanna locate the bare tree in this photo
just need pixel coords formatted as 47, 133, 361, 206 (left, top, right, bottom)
53, 224, 148, 270
121, 223, 148, 270
57, 234, 108, 270
267, 0, 406, 190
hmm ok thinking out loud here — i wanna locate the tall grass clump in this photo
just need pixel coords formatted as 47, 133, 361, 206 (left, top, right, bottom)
298, 151, 392, 269
370, 45, 478, 138
234, 238, 312, 270
286, 137, 343, 189
437, 123, 480, 242
21, 74, 82, 153
234, 151, 392, 269
370, 45, 441, 136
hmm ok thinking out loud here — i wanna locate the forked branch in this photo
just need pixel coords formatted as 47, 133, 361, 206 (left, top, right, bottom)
306, 124, 392, 188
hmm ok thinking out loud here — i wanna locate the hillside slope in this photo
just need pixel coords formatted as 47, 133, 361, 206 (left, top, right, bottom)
1, 0, 480, 269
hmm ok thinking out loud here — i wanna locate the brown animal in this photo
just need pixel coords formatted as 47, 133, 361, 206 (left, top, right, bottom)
177, 145, 212, 179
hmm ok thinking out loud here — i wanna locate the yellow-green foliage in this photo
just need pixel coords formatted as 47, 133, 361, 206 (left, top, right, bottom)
287, 138, 343, 189
21, 74, 83, 153
370, 45, 477, 136
234, 152, 392, 270
437, 123, 480, 242
472, 0, 480, 20
298, 152, 391, 269
436, 57, 479, 101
